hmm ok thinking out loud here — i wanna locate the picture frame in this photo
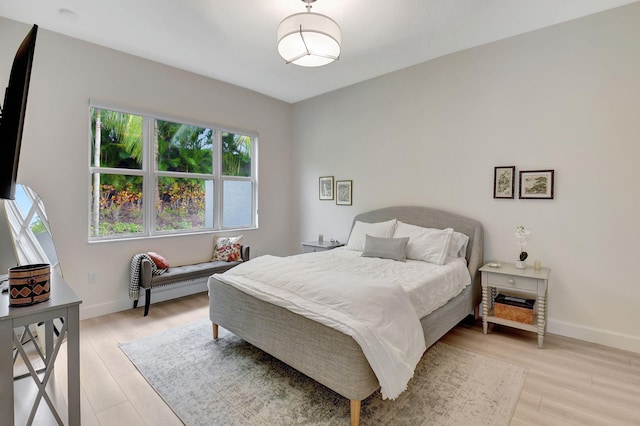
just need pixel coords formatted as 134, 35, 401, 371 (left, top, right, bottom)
493, 166, 515, 199
335, 180, 352, 206
519, 170, 555, 199
319, 176, 334, 200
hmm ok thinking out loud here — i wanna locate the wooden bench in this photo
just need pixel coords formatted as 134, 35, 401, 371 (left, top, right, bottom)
133, 246, 249, 316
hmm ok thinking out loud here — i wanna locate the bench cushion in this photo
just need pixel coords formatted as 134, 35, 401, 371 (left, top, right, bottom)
143, 260, 241, 289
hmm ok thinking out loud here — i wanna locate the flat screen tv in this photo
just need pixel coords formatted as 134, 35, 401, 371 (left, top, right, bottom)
0, 24, 38, 200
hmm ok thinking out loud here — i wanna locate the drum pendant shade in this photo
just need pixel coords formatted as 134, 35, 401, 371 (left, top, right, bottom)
277, 7, 341, 67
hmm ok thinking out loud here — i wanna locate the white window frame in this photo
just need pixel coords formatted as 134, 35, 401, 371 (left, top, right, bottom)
89, 101, 258, 241
4, 185, 61, 274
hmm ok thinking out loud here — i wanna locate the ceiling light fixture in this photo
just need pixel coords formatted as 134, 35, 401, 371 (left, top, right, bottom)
277, 0, 341, 67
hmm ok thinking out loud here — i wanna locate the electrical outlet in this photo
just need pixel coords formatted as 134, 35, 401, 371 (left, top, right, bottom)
88, 272, 97, 284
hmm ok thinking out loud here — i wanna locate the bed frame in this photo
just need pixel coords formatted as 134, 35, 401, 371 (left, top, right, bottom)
208, 206, 484, 425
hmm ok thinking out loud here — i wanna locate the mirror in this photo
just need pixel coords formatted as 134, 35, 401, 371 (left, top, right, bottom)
0, 184, 61, 277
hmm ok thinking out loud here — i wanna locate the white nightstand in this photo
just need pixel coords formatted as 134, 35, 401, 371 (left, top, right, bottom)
479, 262, 551, 348
301, 240, 345, 253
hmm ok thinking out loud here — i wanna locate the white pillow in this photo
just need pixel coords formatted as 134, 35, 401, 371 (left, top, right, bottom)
346, 219, 397, 252
393, 221, 453, 265
448, 231, 470, 258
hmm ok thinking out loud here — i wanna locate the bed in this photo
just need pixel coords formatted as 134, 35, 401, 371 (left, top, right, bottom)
207, 206, 483, 425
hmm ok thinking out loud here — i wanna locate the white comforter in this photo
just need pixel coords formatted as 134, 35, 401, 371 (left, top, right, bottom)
319, 248, 472, 317
213, 250, 467, 399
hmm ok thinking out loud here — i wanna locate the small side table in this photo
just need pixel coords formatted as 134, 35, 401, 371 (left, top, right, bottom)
0, 272, 82, 425
480, 262, 550, 348
301, 240, 345, 253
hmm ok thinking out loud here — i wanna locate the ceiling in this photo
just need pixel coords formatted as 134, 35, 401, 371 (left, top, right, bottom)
0, 0, 637, 103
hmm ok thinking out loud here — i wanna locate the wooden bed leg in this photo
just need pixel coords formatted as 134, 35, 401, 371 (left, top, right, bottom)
350, 400, 361, 426
474, 305, 480, 320
212, 322, 219, 339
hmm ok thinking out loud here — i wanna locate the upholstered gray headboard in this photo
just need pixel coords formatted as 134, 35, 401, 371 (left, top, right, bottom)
351, 206, 484, 293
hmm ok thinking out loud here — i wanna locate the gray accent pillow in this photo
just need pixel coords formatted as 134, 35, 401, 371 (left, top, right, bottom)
362, 235, 409, 262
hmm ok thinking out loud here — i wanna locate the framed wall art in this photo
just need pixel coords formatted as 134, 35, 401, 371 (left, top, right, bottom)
519, 170, 555, 199
336, 180, 352, 206
493, 166, 515, 199
319, 176, 334, 200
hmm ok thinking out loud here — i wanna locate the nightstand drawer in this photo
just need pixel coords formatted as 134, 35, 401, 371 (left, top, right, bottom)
485, 273, 538, 292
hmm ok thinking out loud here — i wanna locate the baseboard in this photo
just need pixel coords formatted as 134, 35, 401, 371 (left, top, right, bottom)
80, 299, 133, 320
80, 279, 208, 320
548, 319, 640, 354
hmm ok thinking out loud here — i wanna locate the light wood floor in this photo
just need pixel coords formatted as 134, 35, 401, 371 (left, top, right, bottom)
21, 292, 640, 425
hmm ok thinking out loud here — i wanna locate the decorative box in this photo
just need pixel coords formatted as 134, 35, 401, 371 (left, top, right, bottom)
494, 293, 535, 324
8, 263, 51, 306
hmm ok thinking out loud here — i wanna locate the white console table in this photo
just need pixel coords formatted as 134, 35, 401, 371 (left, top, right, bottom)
0, 272, 81, 425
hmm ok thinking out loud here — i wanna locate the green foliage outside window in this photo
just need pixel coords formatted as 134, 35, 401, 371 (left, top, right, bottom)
30, 219, 46, 234
155, 178, 207, 231
222, 132, 251, 177
90, 107, 253, 237
157, 120, 213, 174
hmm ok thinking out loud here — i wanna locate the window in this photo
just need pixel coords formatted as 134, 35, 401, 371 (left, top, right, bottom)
89, 105, 257, 240
4, 184, 61, 274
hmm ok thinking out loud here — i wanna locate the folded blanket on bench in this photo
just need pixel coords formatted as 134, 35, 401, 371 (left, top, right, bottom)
129, 253, 167, 300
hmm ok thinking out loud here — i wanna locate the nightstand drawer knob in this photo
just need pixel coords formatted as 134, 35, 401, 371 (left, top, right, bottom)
508, 279, 515, 284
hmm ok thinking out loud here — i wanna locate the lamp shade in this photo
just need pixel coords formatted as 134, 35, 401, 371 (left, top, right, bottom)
277, 12, 341, 67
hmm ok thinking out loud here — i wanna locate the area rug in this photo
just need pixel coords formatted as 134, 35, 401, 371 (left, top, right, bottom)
120, 319, 526, 426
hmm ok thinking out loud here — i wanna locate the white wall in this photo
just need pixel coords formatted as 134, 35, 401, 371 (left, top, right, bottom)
291, 4, 640, 353
3, 4, 639, 352
0, 18, 292, 318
